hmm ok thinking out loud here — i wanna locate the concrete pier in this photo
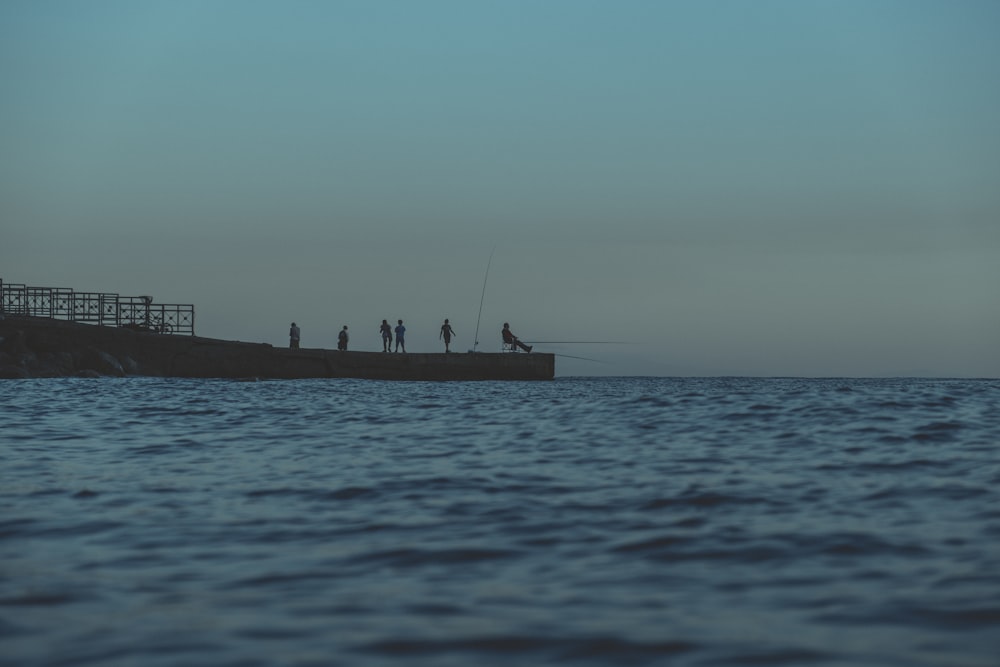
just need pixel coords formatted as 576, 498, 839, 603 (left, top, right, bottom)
0, 317, 554, 380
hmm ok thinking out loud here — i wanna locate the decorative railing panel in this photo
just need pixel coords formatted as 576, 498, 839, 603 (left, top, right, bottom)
1, 279, 195, 335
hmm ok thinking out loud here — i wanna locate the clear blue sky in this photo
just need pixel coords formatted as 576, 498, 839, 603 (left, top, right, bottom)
2, 1, 998, 376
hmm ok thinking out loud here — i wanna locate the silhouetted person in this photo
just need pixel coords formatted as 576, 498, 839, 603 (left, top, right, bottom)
394, 319, 406, 353
380, 319, 393, 352
440, 318, 456, 353
289, 322, 300, 349
338, 325, 349, 351
502, 322, 532, 352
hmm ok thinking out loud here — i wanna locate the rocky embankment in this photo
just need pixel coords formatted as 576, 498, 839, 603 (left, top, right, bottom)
0, 316, 555, 380
0, 316, 172, 378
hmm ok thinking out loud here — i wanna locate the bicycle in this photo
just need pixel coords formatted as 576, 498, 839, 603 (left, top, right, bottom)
148, 315, 173, 335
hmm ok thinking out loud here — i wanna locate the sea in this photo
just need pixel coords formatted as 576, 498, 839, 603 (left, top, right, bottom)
1, 377, 998, 667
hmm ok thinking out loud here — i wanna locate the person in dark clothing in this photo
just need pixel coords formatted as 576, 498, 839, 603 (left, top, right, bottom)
439, 319, 456, 353
337, 325, 349, 351
394, 320, 406, 353
289, 322, 300, 349
501, 322, 532, 352
379, 319, 393, 352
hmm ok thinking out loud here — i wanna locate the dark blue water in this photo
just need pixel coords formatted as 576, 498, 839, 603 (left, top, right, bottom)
2, 377, 998, 666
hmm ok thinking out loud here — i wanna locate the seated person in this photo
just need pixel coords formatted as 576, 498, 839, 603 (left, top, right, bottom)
501, 322, 532, 352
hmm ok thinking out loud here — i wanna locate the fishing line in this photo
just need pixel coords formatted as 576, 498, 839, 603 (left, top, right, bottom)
523, 341, 627, 344
551, 353, 608, 363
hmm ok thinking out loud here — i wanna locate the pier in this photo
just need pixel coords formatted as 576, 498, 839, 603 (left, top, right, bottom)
0, 279, 553, 380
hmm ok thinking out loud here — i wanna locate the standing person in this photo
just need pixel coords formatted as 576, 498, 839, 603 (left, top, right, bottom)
379, 319, 393, 352
394, 319, 406, 353
337, 325, 349, 351
439, 318, 456, 353
501, 322, 532, 352
289, 322, 300, 349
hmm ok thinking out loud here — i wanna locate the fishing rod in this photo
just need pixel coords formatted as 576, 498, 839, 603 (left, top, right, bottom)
472, 246, 494, 353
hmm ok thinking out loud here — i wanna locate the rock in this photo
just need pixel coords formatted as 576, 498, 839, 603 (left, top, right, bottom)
18, 350, 39, 370
54, 351, 75, 371
0, 328, 28, 355
76, 347, 125, 377
0, 365, 30, 379
31, 352, 73, 377
119, 355, 141, 375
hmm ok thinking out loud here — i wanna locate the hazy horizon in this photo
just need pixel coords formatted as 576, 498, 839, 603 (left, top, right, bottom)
3, 1, 998, 377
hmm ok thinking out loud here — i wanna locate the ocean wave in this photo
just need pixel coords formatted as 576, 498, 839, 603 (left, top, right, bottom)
2, 377, 997, 667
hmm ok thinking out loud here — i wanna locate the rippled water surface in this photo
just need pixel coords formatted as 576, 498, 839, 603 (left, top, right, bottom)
2, 377, 999, 666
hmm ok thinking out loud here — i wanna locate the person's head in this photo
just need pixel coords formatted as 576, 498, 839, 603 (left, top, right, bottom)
382, 319, 387, 324
503, 322, 509, 328
291, 322, 296, 327
444, 318, 449, 324
398, 319, 403, 324
343, 325, 348, 330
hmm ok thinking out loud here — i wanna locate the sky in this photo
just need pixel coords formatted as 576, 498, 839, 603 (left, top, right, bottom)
2, 1, 998, 377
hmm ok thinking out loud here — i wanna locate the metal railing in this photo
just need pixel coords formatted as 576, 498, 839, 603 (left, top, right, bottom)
1, 278, 195, 335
